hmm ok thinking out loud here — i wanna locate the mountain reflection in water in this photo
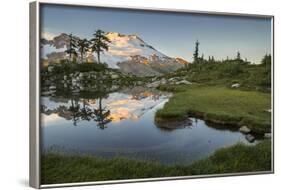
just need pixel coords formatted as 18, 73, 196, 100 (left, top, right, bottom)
41, 88, 170, 129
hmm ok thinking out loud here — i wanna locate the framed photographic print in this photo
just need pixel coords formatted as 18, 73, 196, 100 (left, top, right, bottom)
29, 1, 274, 188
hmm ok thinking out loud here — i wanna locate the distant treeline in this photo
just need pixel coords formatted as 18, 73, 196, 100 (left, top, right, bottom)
172, 40, 272, 91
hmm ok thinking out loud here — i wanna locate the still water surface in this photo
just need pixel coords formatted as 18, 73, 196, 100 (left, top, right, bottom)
41, 88, 254, 164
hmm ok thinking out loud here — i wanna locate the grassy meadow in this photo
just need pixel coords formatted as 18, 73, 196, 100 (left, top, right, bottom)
156, 85, 271, 133
156, 55, 272, 134
41, 140, 271, 184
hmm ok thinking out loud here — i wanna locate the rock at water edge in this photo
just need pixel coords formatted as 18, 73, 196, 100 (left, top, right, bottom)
239, 126, 251, 133
246, 134, 255, 142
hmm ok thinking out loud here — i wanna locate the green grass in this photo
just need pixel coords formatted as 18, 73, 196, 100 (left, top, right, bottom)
167, 59, 271, 92
156, 85, 271, 133
41, 140, 271, 184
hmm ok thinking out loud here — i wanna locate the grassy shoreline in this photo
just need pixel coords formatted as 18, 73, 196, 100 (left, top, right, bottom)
41, 140, 271, 184
155, 85, 271, 134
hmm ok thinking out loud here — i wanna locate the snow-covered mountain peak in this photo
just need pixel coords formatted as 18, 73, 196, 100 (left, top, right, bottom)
106, 32, 122, 39
41, 32, 184, 76
101, 32, 168, 68
106, 32, 139, 40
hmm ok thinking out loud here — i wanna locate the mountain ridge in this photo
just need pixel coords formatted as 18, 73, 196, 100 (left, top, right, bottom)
41, 32, 186, 76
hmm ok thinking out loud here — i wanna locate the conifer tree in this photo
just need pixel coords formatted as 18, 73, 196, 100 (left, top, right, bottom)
65, 33, 78, 63
77, 38, 90, 63
91, 30, 111, 64
236, 51, 241, 60
193, 40, 200, 63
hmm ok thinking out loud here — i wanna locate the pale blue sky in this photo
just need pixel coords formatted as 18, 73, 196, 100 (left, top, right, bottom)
40, 4, 272, 63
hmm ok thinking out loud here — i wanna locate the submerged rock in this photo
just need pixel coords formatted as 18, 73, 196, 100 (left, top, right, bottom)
245, 134, 255, 142
239, 126, 251, 133
155, 118, 192, 130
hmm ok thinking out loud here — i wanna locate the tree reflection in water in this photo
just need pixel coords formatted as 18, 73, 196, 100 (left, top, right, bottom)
93, 97, 112, 129
80, 99, 94, 121
41, 94, 112, 129
68, 98, 81, 126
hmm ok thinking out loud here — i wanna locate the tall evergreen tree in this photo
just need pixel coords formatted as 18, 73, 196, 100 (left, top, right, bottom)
77, 38, 90, 63
193, 40, 200, 63
261, 54, 271, 86
261, 54, 271, 66
91, 30, 111, 64
236, 51, 241, 60
65, 33, 78, 62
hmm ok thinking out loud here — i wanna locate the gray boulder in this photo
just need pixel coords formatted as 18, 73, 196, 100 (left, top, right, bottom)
146, 80, 161, 88
74, 72, 79, 77
72, 89, 80, 93
47, 66, 54, 72
231, 83, 240, 88
245, 134, 255, 142
111, 74, 119, 79
160, 78, 167, 84
151, 77, 158, 82
79, 72, 85, 77
110, 85, 119, 91
239, 126, 251, 133
49, 85, 56, 90
168, 77, 180, 82
175, 80, 192, 85
264, 133, 271, 138
137, 81, 143, 86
